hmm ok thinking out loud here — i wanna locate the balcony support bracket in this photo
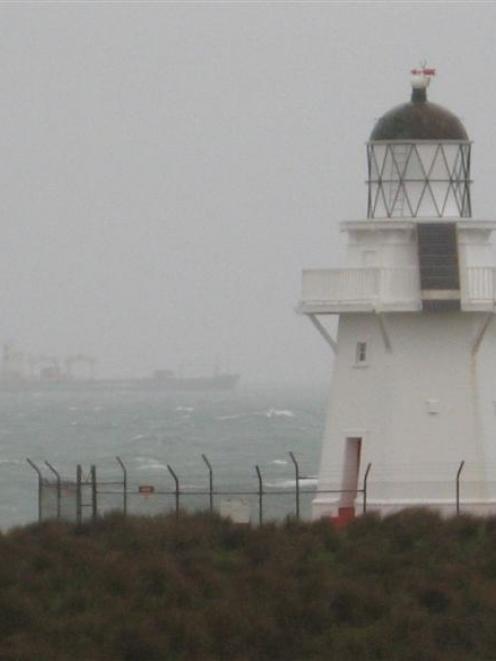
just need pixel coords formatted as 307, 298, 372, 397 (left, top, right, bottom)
375, 312, 392, 353
308, 314, 337, 353
472, 312, 495, 356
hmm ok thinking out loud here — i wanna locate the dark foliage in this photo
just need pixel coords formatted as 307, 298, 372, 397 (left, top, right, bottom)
1, 510, 496, 659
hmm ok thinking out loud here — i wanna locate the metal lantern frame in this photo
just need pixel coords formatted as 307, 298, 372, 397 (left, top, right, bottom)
367, 140, 472, 219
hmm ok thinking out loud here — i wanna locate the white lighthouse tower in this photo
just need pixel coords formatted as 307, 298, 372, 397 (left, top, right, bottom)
299, 67, 496, 522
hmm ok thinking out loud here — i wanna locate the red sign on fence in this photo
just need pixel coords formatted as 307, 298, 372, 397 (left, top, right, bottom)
138, 485, 155, 495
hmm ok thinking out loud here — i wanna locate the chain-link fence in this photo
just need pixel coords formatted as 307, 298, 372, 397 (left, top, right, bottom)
27, 456, 483, 526
26, 454, 374, 525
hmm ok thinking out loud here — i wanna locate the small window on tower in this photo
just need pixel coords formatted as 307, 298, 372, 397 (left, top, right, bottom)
355, 342, 368, 365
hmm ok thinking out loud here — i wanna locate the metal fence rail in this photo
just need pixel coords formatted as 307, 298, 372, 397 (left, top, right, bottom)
26, 454, 476, 526
26, 452, 373, 525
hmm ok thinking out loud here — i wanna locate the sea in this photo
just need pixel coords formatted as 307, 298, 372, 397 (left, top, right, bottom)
0, 384, 327, 529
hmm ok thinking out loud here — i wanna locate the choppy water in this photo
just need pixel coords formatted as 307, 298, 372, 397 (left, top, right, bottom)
0, 385, 326, 529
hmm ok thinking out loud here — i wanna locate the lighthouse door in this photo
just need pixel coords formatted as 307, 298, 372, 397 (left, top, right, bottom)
341, 438, 362, 507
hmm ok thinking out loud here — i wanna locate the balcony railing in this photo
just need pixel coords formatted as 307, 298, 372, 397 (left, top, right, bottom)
301, 268, 380, 305
299, 267, 496, 313
464, 267, 496, 305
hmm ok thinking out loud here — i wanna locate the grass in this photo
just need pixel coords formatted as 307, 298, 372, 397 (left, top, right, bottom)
1, 509, 496, 659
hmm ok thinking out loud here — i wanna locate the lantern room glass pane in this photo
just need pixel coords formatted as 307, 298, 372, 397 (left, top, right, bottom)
382, 146, 396, 183
404, 146, 425, 181
461, 144, 470, 175
390, 144, 410, 179
370, 183, 388, 218
440, 144, 459, 172
417, 144, 438, 178
442, 187, 461, 217
370, 145, 386, 179
407, 181, 428, 216
368, 146, 380, 179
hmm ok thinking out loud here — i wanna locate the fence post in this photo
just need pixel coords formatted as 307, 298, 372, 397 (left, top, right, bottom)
362, 463, 372, 514
456, 460, 465, 515
116, 456, 127, 516
45, 461, 61, 520
288, 451, 300, 521
76, 464, 82, 525
255, 465, 263, 526
201, 454, 214, 513
26, 458, 43, 523
167, 464, 180, 519
91, 465, 97, 523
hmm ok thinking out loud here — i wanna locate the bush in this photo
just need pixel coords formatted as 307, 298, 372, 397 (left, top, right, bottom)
0, 510, 496, 659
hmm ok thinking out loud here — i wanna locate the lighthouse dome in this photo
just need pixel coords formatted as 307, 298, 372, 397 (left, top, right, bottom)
370, 96, 468, 141
370, 74, 468, 141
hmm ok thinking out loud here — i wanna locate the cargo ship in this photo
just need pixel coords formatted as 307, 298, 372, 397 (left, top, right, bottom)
143, 369, 240, 391
0, 345, 240, 392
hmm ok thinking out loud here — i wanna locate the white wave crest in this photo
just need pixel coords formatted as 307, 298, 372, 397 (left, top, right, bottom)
217, 413, 245, 421
265, 408, 295, 419
0, 459, 23, 467
266, 477, 318, 489
218, 409, 295, 421
135, 458, 168, 472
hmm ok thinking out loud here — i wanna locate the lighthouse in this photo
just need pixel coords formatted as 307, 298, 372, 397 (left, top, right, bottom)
299, 67, 496, 520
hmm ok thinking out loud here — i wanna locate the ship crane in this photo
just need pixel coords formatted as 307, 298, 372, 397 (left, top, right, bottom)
27, 354, 62, 381
2, 343, 25, 380
64, 354, 96, 380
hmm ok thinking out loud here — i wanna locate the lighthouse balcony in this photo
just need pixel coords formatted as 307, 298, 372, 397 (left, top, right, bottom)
299, 267, 420, 313
298, 266, 496, 313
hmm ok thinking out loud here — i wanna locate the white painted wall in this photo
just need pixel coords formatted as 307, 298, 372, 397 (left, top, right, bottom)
345, 221, 496, 272
313, 311, 496, 518
345, 225, 418, 269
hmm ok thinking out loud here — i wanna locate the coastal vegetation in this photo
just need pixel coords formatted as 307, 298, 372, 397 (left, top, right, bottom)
1, 509, 496, 660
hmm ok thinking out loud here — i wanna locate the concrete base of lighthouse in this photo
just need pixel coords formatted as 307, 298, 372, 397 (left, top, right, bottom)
312, 311, 496, 520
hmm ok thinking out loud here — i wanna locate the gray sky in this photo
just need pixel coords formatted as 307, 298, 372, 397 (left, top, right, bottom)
0, 1, 494, 384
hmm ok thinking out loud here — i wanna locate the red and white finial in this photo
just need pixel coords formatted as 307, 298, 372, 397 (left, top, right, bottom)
411, 62, 436, 90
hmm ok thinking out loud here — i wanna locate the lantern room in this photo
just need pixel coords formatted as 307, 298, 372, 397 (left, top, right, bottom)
367, 67, 471, 219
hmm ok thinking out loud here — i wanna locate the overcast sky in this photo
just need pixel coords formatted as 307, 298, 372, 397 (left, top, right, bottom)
0, 1, 494, 384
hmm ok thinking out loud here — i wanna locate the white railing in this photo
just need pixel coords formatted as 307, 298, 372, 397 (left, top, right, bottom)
300, 267, 419, 308
301, 266, 496, 311
378, 268, 420, 304
301, 268, 379, 304
464, 267, 496, 303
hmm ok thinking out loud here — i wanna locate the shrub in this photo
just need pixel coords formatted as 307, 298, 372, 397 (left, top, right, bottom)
1, 510, 496, 659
